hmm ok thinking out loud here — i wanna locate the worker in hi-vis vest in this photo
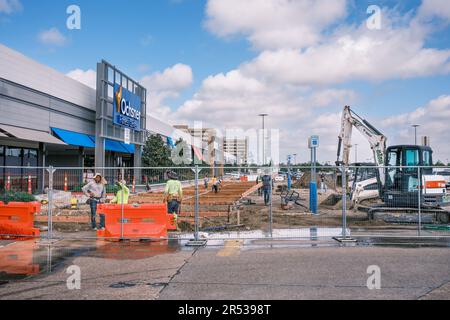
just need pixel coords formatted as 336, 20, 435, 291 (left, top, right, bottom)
164, 171, 183, 224
110, 180, 129, 205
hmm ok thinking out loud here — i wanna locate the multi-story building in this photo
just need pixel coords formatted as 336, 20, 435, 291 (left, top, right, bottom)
223, 138, 248, 165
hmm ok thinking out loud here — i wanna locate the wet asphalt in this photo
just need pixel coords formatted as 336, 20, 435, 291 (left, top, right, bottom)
0, 234, 449, 300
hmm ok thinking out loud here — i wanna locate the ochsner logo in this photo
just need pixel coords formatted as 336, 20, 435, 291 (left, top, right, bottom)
115, 85, 141, 120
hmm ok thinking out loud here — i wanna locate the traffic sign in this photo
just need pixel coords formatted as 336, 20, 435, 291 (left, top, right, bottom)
309, 135, 319, 149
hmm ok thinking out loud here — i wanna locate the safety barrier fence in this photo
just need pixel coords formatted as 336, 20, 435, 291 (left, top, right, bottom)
0, 165, 449, 242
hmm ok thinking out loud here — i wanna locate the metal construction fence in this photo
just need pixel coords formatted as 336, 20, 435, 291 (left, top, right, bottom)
1, 165, 450, 242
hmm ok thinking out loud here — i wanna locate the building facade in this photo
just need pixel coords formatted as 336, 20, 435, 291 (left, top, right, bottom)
0, 44, 191, 192
223, 137, 248, 165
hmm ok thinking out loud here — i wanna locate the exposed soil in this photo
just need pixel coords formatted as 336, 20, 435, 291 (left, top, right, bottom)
34, 181, 415, 234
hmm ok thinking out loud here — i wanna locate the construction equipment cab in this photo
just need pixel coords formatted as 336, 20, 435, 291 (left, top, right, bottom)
337, 105, 449, 210
384, 145, 447, 207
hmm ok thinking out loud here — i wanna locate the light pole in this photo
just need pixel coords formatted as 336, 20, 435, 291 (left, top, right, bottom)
259, 114, 268, 166
412, 124, 420, 145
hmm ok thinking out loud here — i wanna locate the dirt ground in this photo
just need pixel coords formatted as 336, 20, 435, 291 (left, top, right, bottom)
196, 184, 393, 232
34, 182, 419, 234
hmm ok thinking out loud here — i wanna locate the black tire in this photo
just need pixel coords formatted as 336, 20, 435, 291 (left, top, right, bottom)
437, 212, 450, 224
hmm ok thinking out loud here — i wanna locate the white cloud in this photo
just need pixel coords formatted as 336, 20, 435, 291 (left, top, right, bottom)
141, 64, 194, 121
141, 63, 193, 92
417, 0, 450, 22
241, 19, 450, 86
205, 0, 347, 50
172, 68, 360, 163
38, 28, 67, 46
66, 69, 97, 89
204, 1, 450, 87
381, 95, 450, 162
0, 0, 22, 14
170, 2, 450, 163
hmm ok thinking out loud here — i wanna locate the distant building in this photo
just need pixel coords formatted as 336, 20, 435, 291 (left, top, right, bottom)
174, 125, 224, 175
223, 137, 248, 165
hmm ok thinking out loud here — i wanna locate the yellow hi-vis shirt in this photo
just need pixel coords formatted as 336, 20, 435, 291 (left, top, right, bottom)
164, 179, 183, 200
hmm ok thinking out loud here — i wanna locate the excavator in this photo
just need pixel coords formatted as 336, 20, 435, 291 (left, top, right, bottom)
336, 106, 450, 224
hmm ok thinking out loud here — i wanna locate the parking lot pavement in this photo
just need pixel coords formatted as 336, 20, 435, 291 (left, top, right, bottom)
0, 240, 196, 300
157, 244, 450, 300
0, 239, 449, 300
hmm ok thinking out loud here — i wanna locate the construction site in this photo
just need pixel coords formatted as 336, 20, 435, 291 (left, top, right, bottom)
1, 0, 450, 304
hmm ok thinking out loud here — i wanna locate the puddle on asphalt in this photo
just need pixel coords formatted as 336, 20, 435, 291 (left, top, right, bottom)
1, 227, 449, 282
0, 239, 185, 283
177, 228, 350, 247
356, 237, 450, 248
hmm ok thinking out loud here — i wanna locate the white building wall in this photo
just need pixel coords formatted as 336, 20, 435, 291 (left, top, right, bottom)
0, 43, 96, 110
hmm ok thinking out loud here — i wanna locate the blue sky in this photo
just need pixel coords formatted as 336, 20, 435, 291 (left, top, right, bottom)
0, 0, 254, 104
1, 0, 450, 163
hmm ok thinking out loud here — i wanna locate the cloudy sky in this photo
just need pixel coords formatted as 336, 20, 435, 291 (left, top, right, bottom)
1, 0, 450, 164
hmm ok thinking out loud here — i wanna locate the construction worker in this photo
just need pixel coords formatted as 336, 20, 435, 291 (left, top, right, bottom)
320, 173, 327, 194
110, 180, 129, 205
256, 175, 262, 196
82, 173, 107, 231
262, 171, 272, 206
164, 171, 183, 222
204, 175, 209, 189
211, 176, 219, 193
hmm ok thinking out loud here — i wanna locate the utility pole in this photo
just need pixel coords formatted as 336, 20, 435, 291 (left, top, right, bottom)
259, 114, 268, 166
412, 124, 420, 145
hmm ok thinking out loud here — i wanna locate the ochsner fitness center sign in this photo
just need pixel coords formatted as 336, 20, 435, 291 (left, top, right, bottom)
113, 84, 142, 130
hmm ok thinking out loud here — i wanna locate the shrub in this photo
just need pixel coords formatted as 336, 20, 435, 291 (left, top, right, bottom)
0, 192, 36, 204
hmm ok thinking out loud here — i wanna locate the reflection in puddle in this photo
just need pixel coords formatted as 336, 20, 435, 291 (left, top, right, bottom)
2, 228, 447, 282
177, 228, 350, 247
92, 240, 180, 260
0, 239, 184, 282
0, 242, 40, 280
356, 237, 450, 248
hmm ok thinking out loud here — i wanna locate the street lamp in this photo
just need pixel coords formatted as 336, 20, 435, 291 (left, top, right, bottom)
258, 114, 268, 166
412, 124, 420, 145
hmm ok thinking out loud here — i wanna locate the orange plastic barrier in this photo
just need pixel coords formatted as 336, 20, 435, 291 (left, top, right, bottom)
240, 176, 248, 182
96, 203, 177, 240
0, 202, 40, 240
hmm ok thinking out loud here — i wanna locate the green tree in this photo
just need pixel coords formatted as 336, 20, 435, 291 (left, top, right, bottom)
142, 134, 172, 167
435, 160, 445, 167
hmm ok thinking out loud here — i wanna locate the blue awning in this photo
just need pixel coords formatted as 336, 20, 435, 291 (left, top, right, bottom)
51, 128, 135, 154
105, 139, 129, 153
122, 143, 135, 154
51, 128, 95, 148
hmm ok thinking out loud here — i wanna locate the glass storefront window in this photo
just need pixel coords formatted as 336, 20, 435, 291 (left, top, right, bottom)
23, 149, 38, 167
0, 146, 4, 166
5, 147, 22, 167
1, 146, 38, 193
